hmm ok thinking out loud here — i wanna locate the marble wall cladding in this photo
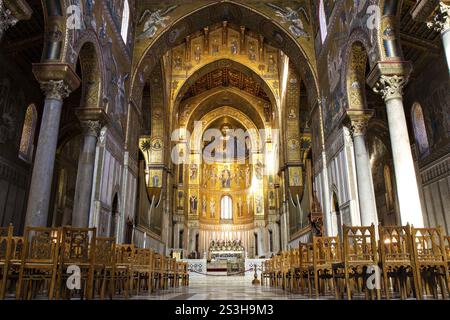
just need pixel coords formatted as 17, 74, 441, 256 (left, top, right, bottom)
314, 127, 360, 236
133, 227, 166, 254
420, 154, 450, 234
0, 56, 41, 232
0, 157, 29, 232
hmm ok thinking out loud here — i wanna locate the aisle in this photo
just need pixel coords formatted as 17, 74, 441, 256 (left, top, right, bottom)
135, 275, 316, 300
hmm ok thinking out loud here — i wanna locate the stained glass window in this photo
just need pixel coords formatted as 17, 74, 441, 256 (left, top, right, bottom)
319, 0, 328, 44
19, 104, 37, 162
221, 196, 233, 220
411, 103, 429, 157
120, 0, 130, 44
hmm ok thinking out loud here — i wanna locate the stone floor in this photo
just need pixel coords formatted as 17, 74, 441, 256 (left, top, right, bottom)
132, 275, 328, 300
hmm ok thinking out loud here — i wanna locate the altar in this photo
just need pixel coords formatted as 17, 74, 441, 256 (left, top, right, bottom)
207, 240, 245, 275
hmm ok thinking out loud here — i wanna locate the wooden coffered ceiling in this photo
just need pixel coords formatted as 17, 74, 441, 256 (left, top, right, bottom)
400, 0, 442, 77
1, 0, 44, 73
182, 68, 270, 102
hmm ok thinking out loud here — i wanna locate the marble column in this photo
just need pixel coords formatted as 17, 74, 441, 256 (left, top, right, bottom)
348, 110, 379, 227
373, 75, 424, 227
428, 2, 450, 74
72, 120, 102, 227
25, 80, 70, 227
0, 2, 18, 41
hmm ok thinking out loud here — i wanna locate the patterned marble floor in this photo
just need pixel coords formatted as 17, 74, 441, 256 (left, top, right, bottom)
133, 275, 326, 300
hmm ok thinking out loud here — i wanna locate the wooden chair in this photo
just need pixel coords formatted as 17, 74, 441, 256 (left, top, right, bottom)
411, 226, 449, 300
174, 261, 184, 287
16, 227, 61, 300
378, 225, 420, 300
93, 237, 116, 300
288, 248, 300, 292
160, 256, 171, 289
445, 236, 450, 263
261, 260, 272, 286
3, 235, 24, 298
0, 225, 13, 299
152, 253, 164, 291
131, 248, 153, 295
167, 258, 177, 288
115, 244, 135, 298
56, 227, 96, 300
279, 251, 291, 290
290, 243, 313, 295
310, 236, 341, 299
272, 255, 282, 287
332, 225, 380, 300
181, 261, 189, 286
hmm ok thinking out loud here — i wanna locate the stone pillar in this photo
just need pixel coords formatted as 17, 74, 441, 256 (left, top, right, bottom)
371, 72, 424, 227
0, 2, 18, 41
428, 2, 450, 74
25, 81, 71, 227
347, 110, 379, 227
72, 120, 102, 227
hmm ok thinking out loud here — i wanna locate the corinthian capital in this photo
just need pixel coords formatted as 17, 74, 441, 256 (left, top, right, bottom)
347, 109, 374, 137
40, 80, 71, 100
372, 75, 408, 101
80, 120, 102, 137
0, 1, 18, 36
427, 2, 450, 33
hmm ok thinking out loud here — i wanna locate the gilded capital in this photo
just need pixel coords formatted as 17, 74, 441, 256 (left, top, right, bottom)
373, 75, 408, 101
427, 2, 450, 33
80, 120, 102, 137
347, 110, 374, 137
40, 80, 71, 100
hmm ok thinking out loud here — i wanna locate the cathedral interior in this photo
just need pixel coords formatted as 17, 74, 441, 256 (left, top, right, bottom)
0, 0, 449, 301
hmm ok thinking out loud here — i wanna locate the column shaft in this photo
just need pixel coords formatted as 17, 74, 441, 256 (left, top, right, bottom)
386, 97, 424, 227
72, 133, 98, 227
25, 98, 63, 227
353, 134, 378, 226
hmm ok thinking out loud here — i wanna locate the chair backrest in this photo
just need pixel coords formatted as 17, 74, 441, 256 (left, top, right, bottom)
60, 226, 96, 265
22, 227, 61, 264
0, 224, 13, 261
312, 236, 341, 266
153, 253, 162, 270
281, 251, 290, 271
378, 225, 414, 265
299, 243, 313, 268
290, 248, 299, 268
94, 237, 116, 266
115, 244, 135, 265
343, 224, 378, 265
411, 227, 447, 265
445, 236, 450, 261
134, 248, 152, 267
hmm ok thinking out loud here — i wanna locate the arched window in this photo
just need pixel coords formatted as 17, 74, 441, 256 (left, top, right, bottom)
319, 0, 328, 44
384, 165, 394, 212
411, 103, 429, 157
19, 104, 37, 162
220, 196, 233, 220
120, 0, 130, 44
